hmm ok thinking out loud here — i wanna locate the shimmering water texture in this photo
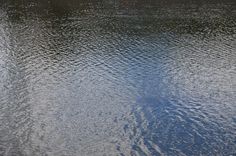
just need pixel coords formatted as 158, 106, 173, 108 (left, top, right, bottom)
0, 0, 236, 155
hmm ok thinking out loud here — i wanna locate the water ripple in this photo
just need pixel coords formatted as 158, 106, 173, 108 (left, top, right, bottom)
0, 0, 236, 155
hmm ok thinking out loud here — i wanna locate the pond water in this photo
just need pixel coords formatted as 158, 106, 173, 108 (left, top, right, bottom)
0, 0, 236, 155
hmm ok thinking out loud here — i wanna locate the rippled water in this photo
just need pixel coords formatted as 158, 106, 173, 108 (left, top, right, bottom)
0, 0, 236, 155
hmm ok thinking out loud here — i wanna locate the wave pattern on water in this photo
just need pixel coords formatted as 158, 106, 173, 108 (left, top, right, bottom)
0, 0, 236, 155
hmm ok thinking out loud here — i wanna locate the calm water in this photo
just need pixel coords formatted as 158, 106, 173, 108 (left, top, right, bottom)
0, 0, 236, 155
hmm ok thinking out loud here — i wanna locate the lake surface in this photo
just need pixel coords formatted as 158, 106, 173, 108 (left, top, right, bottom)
0, 0, 236, 155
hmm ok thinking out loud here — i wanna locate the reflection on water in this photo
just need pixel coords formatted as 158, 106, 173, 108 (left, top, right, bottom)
0, 0, 235, 155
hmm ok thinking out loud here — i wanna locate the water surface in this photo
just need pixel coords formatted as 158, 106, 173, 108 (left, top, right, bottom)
0, 0, 236, 155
